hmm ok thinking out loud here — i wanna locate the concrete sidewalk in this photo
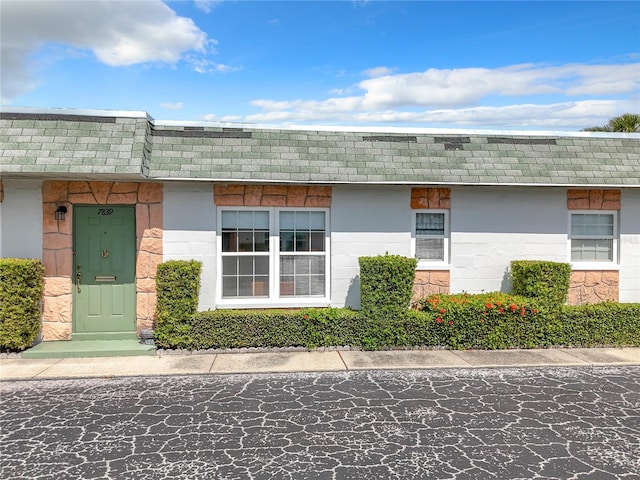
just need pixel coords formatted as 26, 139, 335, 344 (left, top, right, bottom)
1, 347, 639, 381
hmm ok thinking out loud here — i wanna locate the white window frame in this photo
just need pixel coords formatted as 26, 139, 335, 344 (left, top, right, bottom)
411, 209, 450, 268
216, 206, 331, 308
568, 210, 618, 270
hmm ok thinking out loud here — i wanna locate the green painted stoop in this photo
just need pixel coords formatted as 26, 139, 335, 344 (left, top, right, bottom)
22, 333, 156, 359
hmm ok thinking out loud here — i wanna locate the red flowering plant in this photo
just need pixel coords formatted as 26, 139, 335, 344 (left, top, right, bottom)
417, 292, 547, 349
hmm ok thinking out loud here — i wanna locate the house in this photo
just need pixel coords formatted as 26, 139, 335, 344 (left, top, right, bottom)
1, 107, 639, 343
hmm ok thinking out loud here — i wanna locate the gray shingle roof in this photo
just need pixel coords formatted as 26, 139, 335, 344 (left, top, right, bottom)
2, 110, 639, 186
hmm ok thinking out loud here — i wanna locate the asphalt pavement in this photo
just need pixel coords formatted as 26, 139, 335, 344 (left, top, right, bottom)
1, 365, 639, 479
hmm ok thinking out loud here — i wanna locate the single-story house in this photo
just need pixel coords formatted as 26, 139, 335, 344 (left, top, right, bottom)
1, 107, 639, 342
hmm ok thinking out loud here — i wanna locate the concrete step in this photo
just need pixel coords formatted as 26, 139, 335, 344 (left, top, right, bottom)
22, 339, 156, 359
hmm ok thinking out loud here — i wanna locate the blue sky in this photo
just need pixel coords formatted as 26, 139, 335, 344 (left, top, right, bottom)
1, 1, 639, 130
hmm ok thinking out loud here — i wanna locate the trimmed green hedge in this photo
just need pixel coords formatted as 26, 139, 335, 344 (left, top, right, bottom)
359, 254, 417, 318
556, 303, 640, 347
418, 292, 550, 349
0, 258, 44, 351
155, 300, 640, 351
161, 308, 369, 350
153, 257, 639, 351
154, 260, 202, 348
511, 260, 571, 309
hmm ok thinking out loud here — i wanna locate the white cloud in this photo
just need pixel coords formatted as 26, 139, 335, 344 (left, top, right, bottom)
188, 57, 240, 74
160, 102, 184, 110
1, 0, 212, 102
194, 0, 221, 13
243, 62, 640, 129
200, 113, 243, 122
357, 63, 640, 110
362, 66, 395, 78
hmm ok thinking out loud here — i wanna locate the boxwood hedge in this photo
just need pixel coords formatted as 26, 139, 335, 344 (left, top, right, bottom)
0, 258, 44, 351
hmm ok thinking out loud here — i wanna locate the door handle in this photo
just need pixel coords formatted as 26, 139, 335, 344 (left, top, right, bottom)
76, 271, 82, 293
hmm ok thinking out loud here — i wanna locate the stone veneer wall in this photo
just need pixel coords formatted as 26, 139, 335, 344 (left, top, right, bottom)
569, 271, 619, 305
567, 189, 621, 210
214, 184, 331, 207
41, 181, 162, 340
410, 187, 451, 209
412, 270, 450, 305
410, 187, 451, 303
567, 189, 621, 305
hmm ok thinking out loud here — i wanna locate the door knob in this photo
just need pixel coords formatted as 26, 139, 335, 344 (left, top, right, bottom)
76, 271, 82, 293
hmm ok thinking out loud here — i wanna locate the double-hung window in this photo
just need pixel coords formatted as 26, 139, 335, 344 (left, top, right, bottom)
219, 208, 329, 303
569, 211, 617, 263
413, 210, 449, 265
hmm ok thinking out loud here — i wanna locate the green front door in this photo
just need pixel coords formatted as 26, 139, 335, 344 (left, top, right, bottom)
73, 206, 136, 333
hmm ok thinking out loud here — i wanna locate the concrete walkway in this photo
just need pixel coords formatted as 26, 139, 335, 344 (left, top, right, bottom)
1, 347, 639, 381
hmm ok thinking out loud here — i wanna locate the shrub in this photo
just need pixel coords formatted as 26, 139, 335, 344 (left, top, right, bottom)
0, 258, 44, 351
359, 254, 417, 318
419, 292, 549, 349
154, 260, 202, 348
557, 302, 640, 347
510, 260, 571, 309
164, 308, 368, 350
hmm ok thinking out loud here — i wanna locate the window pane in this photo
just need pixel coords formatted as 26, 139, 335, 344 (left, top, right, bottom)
254, 211, 269, 229
416, 213, 445, 235
280, 255, 325, 297
309, 255, 325, 275
280, 230, 295, 252
255, 256, 269, 275
416, 238, 444, 260
310, 211, 325, 229
222, 231, 236, 252
296, 231, 310, 251
222, 255, 270, 298
222, 277, 237, 297
254, 276, 269, 296
310, 231, 325, 251
238, 276, 254, 296
221, 211, 237, 228
571, 214, 614, 237
280, 211, 295, 229
295, 211, 310, 229
295, 256, 310, 274
254, 230, 269, 252
239, 256, 253, 275
295, 276, 310, 296
238, 230, 254, 252
571, 239, 613, 261
280, 256, 294, 274
237, 211, 254, 227
280, 276, 294, 295
310, 275, 325, 295
222, 256, 237, 275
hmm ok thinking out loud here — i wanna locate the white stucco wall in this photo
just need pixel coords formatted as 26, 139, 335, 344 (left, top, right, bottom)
330, 185, 412, 308
619, 189, 640, 302
162, 182, 217, 310
0, 180, 43, 259
160, 183, 639, 310
449, 187, 568, 294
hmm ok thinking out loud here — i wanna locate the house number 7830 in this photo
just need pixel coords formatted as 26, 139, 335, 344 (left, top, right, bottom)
97, 208, 114, 216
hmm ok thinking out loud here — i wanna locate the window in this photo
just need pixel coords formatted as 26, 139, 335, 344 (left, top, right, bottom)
219, 208, 329, 302
413, 210, 448, 264
570, 212, 617, 262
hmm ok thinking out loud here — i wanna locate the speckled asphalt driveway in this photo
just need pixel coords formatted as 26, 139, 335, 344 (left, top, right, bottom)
1, 367, 639, 479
